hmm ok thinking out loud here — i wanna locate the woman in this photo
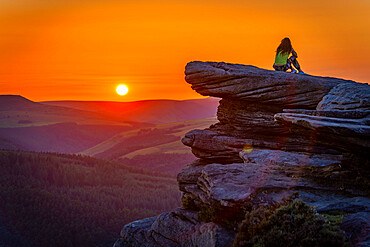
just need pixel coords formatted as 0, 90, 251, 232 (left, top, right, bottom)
273, 37, 305, 74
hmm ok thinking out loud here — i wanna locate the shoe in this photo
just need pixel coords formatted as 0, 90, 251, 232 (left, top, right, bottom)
290, 69, 297, 73
298, 71, 306, 75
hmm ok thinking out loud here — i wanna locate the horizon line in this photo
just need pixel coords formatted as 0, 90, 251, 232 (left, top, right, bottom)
0, 94, 213, 103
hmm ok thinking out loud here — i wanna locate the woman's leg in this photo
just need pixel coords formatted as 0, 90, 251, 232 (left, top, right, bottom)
273, 64, 288, 71
286, 59, 293, 71
288, 56, 302, 71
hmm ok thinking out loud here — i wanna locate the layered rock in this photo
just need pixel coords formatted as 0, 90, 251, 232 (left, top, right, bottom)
317, 82, 370, 111
115, 62, 369, 247
183, 62, 369, 158
185, 61, 356, 108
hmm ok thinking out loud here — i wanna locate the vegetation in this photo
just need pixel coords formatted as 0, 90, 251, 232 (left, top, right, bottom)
0, 150, 180, 247
233, 199, 347, 247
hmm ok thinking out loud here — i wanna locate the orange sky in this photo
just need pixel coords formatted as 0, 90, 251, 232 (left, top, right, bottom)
0, 0, 369, 101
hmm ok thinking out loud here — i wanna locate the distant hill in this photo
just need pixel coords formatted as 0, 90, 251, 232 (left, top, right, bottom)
0, 122, 136, 153
0, 150, 180, 247
0, 95, 151, 153
0, 95, 145, 127
0, 95, 40, 111
0, 95, 219, 170
42, 97, 219, 124
81, 118, 218, 174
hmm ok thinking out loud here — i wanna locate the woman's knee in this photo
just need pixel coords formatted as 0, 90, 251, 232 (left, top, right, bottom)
288, 56, 297, 62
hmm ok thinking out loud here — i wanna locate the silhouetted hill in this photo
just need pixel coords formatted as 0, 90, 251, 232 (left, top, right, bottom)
0, 95, 40, 111
42, 98, 219, 124
0, 150, 180, 247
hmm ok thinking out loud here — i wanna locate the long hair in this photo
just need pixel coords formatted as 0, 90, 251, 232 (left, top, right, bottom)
276, 37, 292, 55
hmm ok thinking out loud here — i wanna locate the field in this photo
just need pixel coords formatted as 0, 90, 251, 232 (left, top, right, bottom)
81, 118, 217, 174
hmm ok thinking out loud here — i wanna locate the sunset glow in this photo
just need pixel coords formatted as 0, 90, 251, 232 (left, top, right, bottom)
0, 0, 369, 101
116, 85, 129, 96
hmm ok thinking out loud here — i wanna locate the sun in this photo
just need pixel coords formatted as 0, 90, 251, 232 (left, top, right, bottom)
116, 85, 129, 96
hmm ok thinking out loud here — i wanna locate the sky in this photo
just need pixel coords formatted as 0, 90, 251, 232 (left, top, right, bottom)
0, 0, 369, 101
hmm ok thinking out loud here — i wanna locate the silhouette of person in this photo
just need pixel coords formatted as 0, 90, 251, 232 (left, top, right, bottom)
273, 37, 305, 74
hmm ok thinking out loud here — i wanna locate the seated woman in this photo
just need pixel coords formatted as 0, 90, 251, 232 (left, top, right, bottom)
273, 37, 305, 74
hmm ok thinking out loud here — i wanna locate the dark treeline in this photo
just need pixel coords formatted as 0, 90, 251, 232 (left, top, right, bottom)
0, 150, 180, 247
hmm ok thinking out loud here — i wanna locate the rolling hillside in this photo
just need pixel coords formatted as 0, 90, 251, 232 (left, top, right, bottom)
0, 95, 151, 153
81, 118, 218, 174
0, 123, 136, 153
0, 95, 218, 154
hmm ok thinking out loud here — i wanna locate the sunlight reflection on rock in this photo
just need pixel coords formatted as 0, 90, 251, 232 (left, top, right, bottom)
243, 144, 253, 154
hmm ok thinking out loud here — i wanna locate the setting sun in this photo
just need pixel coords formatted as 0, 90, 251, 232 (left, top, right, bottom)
116, 85, 129, 96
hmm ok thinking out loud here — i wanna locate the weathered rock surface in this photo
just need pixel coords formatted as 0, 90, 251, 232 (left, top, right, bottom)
274, 113, 370, 137
185, 61, 356, 108
116, 62, 369, 247
114, 217, 157, 247
239, 149, 344, 167
341, 212, 370, 247
114, 208, 235, 247
179, 159, 369, 209
182, 128, 342, 163
317, 82, 370, 111
274, 112, 370, 155
216, 98, 285, 134
182, 62, 370, 158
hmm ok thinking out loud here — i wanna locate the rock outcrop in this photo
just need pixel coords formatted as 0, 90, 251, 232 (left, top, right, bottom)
114, 62, 369, 247
185, 62, 355, 108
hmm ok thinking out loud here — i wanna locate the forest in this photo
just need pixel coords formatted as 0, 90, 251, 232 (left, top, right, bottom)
0, 150, 180, 247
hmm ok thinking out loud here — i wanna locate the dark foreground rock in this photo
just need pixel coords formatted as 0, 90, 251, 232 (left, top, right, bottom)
115, 62, 369, 247
341, 212, 370, 247
114, 208, 235, 247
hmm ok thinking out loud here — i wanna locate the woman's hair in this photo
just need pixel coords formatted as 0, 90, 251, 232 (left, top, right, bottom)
276, 37, 292, 55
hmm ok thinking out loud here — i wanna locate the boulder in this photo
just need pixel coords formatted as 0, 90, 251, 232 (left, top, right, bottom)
178, 159, 211, 191
340, 212, 370, 247
115, 208, 235, 247
114, 217, 157, 247
317, 82, 370, 111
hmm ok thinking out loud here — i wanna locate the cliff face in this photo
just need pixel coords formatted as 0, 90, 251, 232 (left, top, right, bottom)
114, 62, 370, 247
